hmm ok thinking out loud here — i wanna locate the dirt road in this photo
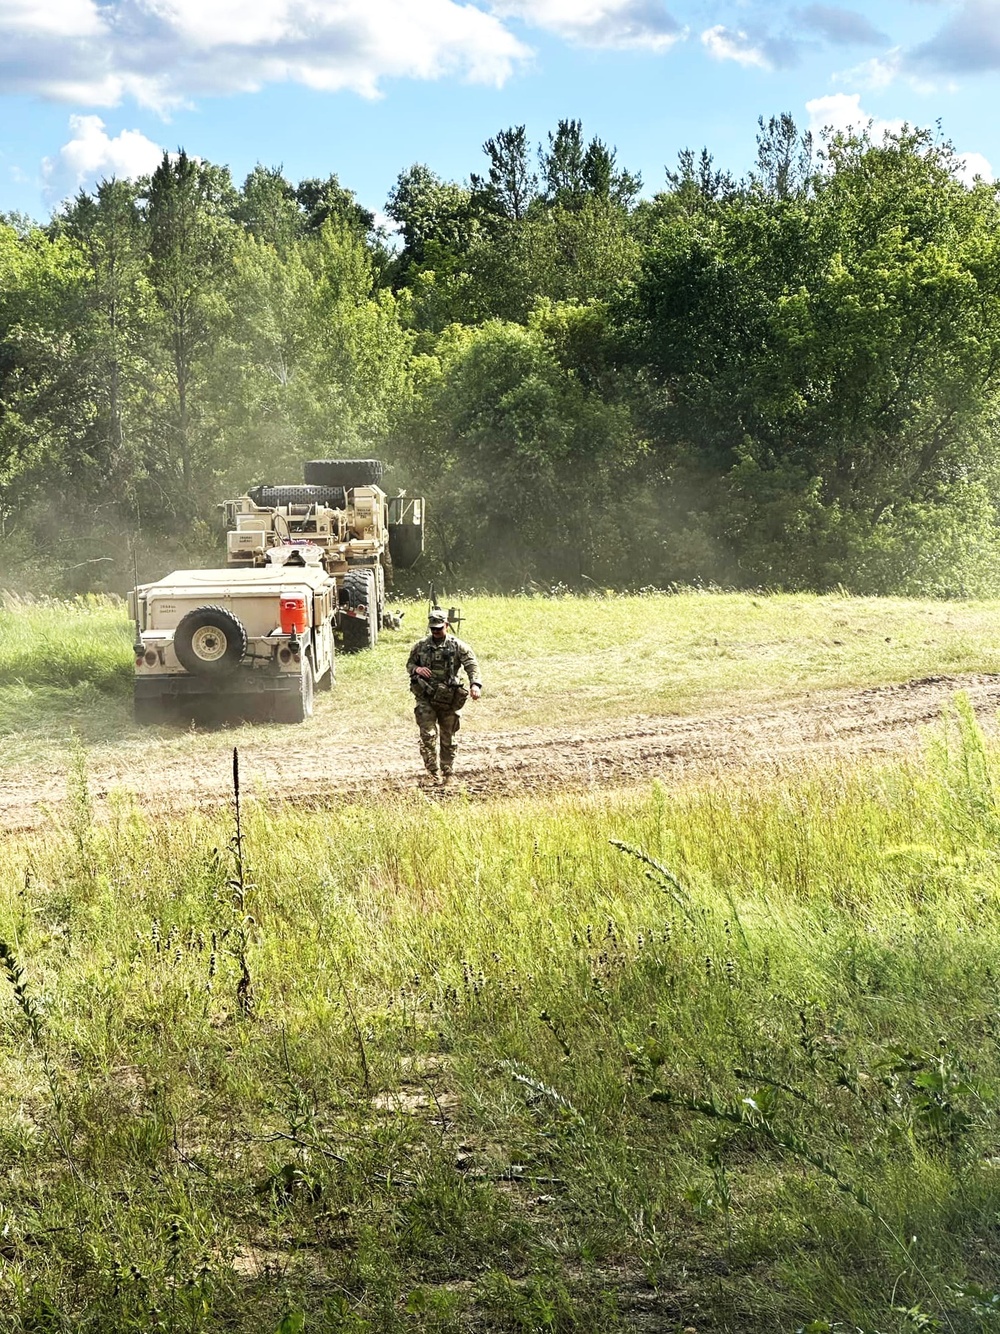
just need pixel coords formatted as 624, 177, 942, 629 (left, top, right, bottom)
5, 673, 1000, 832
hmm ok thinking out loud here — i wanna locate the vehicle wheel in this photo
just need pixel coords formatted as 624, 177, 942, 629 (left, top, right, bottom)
273, 655, 314, 723
340, 615, 369, 652
340, 568, 377, 651
247, 484, 347, 510
174, 606, 247, 676
304, 459, 385, 488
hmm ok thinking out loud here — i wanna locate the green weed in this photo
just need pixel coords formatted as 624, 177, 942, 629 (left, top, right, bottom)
3, 644, 1000, 1326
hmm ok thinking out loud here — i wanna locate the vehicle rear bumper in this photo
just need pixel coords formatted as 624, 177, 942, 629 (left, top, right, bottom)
134, 670, 300, 700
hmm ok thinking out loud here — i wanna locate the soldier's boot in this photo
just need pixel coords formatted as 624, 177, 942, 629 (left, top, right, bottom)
439, 739, 458, 779
440, 770, 454, 787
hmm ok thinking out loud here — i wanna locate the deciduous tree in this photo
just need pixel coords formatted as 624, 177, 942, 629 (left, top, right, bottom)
142, 150, 238, 500
626, 128, 1000, 591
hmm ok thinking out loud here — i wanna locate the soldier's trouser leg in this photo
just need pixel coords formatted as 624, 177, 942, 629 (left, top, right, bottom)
414, 703, 440, 774
438, 709, 461, 774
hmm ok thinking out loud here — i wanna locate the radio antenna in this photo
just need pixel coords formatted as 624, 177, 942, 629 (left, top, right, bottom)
130, 539, 143, 657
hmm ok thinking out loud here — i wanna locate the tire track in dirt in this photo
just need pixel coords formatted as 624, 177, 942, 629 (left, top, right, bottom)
451, 673, 1000, 797
5, 674, 1000, 831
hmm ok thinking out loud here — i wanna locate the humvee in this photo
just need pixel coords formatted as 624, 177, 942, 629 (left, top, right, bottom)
129, 550, 336, 724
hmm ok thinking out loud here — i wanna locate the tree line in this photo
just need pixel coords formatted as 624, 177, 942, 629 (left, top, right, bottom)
2, 115, 1000, 597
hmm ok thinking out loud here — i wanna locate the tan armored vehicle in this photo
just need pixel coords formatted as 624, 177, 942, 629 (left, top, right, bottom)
129, 551, 337, 724
222, 458, 424, 652
129, 458, 423, 725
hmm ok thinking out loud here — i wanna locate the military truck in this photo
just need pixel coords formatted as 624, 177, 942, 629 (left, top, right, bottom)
129, 550, 337, 724
222, 458, 424, 652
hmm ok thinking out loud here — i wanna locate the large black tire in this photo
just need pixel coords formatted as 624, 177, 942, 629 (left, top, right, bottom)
340, 615, 371, 653
248, 484, 347, 510
273, 656, 315, 724
304, 459, 385, 488
339, 568, 377, 651
174, 606, 247, 677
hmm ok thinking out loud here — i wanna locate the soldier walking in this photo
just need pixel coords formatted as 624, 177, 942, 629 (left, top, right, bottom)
406, 608, 482, 786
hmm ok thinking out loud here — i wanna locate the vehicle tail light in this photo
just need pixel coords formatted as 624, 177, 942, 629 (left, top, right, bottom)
280, 594, 308, 634
144, 651, 157, 666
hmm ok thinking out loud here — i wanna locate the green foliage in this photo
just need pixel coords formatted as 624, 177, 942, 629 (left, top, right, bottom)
297, 220, 412, 451
0, 221, 91, 519
5, 120, 1000, 594
220, 218, 412, 485
6, 702, 1000, 1327
470, 124, 538, 222
626, 126, 1000, 591
448, 192, 642, 329
396, 310, 643, 584
294, 171, 375, 238
749, 111, 815, 200
539, 117, 641, 210
143, 150, 240, 501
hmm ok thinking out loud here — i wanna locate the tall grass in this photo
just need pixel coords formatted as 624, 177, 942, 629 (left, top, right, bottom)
2, 702, 1000, 1328
0, 592, 132, 692
0, 593, 133, 757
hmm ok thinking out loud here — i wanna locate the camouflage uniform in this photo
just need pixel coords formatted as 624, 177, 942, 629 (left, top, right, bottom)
406, 632, 482, 778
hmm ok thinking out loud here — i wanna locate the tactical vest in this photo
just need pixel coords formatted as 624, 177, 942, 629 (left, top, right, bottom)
411, 637, 469, 709
420, 638, 460, 683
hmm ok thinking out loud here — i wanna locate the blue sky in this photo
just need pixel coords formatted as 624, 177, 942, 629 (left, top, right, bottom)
2, 0, 998, 227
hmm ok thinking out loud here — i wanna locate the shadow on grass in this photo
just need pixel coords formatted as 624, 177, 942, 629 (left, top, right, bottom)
133, 697, 284, 731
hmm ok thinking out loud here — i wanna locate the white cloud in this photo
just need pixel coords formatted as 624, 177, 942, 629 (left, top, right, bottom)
804, 92, 905, 142
805, 94, 993, 185
41, 114, 164, 204
0, 0, 532, 112
794, 6, 888, 49
956, 150, 993, 184
835, 47, 946, 96
140, 0, 295, 49
491, 0, 684, 51
836, 49, 903, 91
0, 0, 105, 39
701, 24, 770, 69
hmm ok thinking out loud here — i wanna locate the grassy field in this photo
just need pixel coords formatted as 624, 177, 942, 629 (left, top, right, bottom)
3, 593, 1000, 1330
1, 586, 999, 764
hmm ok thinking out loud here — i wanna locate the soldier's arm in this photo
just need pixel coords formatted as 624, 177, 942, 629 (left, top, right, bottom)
409, 640, 435, 683
456, 640, 482, 688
